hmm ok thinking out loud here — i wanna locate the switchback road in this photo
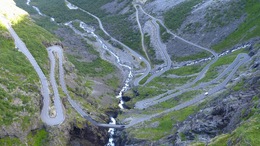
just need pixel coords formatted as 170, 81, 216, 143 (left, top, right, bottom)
126, 53, 250, 127
1, 15, 65, 126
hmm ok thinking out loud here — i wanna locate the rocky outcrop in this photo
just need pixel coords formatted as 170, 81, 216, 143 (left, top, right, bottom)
69, 122, 109, 146
172, 76, 259, 145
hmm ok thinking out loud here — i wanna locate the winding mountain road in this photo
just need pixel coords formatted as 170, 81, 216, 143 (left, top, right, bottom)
135, 53, 250, 109
1, 15, 65, 126
134, 5, 151, 62
127, 53, 250, 127
64, 1, 248, 128
1, 14, 124, 128
134, 4, 219, 86
48, 46, 125, 129
66, 0, 151, 87
9, 1, 252, 130
136, 4, 218, 57
141, 19, 172, 85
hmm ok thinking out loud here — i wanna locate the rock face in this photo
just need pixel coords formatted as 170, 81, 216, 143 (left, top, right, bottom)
69, 123, 109, 146
172, 77, 260, 145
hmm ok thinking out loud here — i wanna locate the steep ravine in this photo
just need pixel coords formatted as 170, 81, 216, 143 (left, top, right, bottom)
69, 123, 109, 146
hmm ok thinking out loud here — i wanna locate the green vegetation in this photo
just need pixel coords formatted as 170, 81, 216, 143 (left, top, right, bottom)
31, 0, 97, 24
0, 24, 38, 125
132, 86, 165, 102
108, 40, 124, 50
140, 61, 146, 68
209, 134, 231, 146
232, 79, 245, 91
199, 49, 247, 83
14, 0, 38, 15
15, 0, 58, 31
153, 90, 202, 110
28, 0, 142, 55
180, 132, 187, 141
95, 28, 111, 40
164, 0, 203, 31
132, 76, 194, 103
171, 51, 210, 62
0, 88, 18, 125
105, 75, 120, 89
190, 142, 205, 146
209, 109, 260, 145
67, 54, 115, 77
157, 21, 171, 42
33, 16, 58, 32
12, 16, 59, 75
72, 21, 85, 32
27, 129, 49, 146
129, 105, 200, 141
130, 68, 197, 104
144, 34, 164, 65
0, 137, 23, 146
102, 14, 142, 54
68, 0, 132, 17
68, 0, 113, 17
213, 0, 260, 52
165, 64, 203, 76
183, 22, 202, 34
0, 27, 38, 82
205, 0, 245, 31
85, 80, 94, 90
67, 0, 142, 55
146, 76, 194, 90
139, 74, 152, 85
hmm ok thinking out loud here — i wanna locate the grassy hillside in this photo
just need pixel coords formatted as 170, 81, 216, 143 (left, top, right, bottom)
0, 0, 120, 145
198, 49, 248, 83
208, 97, 259, 146
204, 0, 246, 31
67, 54, 115, 77
0, 22, 40, 126
0, 128, 49, 146
212, 0, 260, 52
157, 21, 171, 42
23, 0, 142, 55
0, 2, 69, 144
0, 2, 67, 144
128, 104, 201, 141
12, 16, 59, 75
164, 0, 203, 32
30, 0, 96, 24
102, 14, 142, 54
69, 0, 142, 54
68, 0, 114, 17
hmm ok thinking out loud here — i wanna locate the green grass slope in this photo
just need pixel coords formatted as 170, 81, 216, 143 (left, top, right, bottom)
209, 100, 260, 146
213, 0, 260, 52
12, 16, 59, 75
0, 23, 39, 126
164, 0, 203, 32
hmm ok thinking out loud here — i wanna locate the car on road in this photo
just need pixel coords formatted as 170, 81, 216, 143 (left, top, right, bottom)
204, 92, 209, 96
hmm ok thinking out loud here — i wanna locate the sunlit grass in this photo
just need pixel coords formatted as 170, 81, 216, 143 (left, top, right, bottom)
0, 0, 28, 24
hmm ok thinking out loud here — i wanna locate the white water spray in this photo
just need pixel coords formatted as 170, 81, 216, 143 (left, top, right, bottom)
107, 117, 116, 146
65, 0, 78, 9
26, 0, 30, 5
